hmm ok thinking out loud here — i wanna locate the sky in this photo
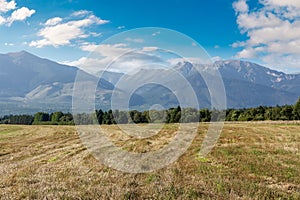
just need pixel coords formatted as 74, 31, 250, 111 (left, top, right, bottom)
0, 0, 300, 73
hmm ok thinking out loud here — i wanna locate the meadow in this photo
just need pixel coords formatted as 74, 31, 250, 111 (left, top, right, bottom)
0, 122, 300, 199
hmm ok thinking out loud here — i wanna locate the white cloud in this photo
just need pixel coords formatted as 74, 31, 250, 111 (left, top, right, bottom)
233, 0, 248, 13
4, 42, 13, 46
66, 43, 136, 74
142, 46, 158, 52
0, 1, 35, 26
87, 14, 109, 25
211, 56, 222, 62
262, 0, 300, 18
62, 57, 104, 74
30, 12, 109, 48
125, 37, 144, 43
0, 15, 5, 24
262, 0, 300, 7
261, 53, 300, 72
45, 17, 62, 26
152, 31, 160, 36
0, 0, 16, 13
80, 43, 131, 57
232, 0, 300, 72
117, 26, 125, 29
71, 10, 90, 17
64, 43, 165, 74
90, 32, 101, 37
236, 12, 282, 31
6, 7, 35, 26
231, 41, 246, 48
267, 40, 300, 54
80, 43, 161, 58
30, 23, 87, 47
235, 48, 257, 59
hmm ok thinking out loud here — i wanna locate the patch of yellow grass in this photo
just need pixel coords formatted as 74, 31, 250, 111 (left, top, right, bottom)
0, 122, 299, 199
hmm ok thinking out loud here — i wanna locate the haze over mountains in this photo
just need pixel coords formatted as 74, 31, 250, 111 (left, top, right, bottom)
0, 51, 299, 115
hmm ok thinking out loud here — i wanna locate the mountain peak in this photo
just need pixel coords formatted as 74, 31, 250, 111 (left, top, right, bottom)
7, 50, 37, 59
173, 61, 194, 75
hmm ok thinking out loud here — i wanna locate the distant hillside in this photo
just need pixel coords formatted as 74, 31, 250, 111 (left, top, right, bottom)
0, 51, 299, 115
0, 51, 114, 115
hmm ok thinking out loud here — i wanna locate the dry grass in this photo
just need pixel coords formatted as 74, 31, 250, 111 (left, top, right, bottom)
0, 122, 300, 199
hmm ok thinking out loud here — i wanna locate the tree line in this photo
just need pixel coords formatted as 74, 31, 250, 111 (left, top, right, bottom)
0, 97, 299, 125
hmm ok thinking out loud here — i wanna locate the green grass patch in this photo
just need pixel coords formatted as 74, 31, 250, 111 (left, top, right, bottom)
47, 156, 58, 163
196, 156, 211, 163
146, 174, 156, 183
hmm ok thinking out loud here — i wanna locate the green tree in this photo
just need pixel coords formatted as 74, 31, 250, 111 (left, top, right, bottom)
33, 112, 50, 123
59, 113, 74, 124
280, 105, 294, 120
51, 111, 64, 122
230, 110, 241, 121
9, 115, 33, 125
174, 106, 181, 123
96, 109, 104, 124
199, 108, 211, 122
293, 97, 300, 120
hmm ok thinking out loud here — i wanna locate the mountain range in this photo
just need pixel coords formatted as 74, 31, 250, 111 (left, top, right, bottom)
0, 51, 299, 115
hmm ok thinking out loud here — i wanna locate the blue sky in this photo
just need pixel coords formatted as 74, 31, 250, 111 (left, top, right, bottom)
1, 0, 300, 73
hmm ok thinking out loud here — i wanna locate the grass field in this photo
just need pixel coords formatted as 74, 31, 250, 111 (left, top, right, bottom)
0, 122, 300, 199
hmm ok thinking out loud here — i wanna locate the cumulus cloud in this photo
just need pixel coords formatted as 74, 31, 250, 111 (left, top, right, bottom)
211, 56, 222, 62
0, 0, 16, 13
67, 42, 215, 75
7, 7, 35, 26
235, 48, 257, 59
45, 17, 62, 26
0, 15, 5, 24
30, 12, 109, 48
0, 0, 35, 26
71, 10, 90, 17
233, 0, 248, 13
262, 0, 300, 19
63, 57, 105, 74
64, 43, 166, 74
232, 0, 300, 72
80, 43, 132, 57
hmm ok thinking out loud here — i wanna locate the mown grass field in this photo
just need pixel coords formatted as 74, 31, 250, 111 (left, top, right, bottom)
0, 122, 300, 199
